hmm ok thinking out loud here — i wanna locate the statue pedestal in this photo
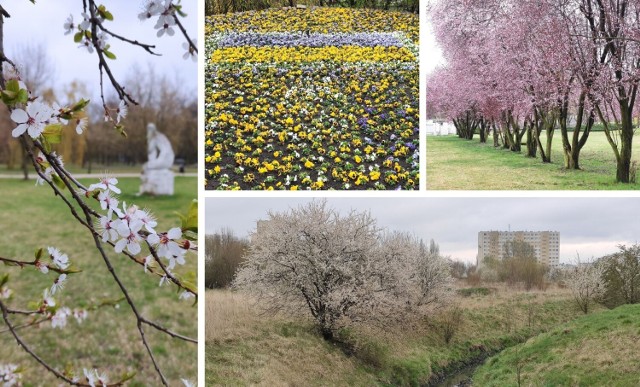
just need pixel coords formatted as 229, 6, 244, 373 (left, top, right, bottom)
139, 169, 174, 196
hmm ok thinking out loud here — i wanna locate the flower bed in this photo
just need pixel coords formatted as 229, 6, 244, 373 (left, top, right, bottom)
205, 7, 419, 190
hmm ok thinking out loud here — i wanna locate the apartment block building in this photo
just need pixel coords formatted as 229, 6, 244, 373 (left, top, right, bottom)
477, 230, 560, 268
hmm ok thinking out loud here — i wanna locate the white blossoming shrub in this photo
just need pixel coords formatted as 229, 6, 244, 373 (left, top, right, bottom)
234, 201, 453, 341
565, 262, 605, 314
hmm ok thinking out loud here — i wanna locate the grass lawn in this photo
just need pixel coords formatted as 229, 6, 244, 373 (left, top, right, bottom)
473, 303, 640, 386
205, 285, 586, 386
0, 176, 197, 385
426, 132, 640, 190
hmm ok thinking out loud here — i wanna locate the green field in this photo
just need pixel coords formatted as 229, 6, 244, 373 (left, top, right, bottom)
473, 303, 640, 386
0, 177, 197, 385
205, 286, 588, 386
426, 132, 640, 190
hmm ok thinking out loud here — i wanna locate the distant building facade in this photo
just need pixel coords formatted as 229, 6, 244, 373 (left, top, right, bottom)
477, 231, 560, 268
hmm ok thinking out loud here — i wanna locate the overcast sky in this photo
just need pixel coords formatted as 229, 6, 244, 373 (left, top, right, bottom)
3, 1, 197, 99
205, 197, 640, 264
423, 21, 444, 74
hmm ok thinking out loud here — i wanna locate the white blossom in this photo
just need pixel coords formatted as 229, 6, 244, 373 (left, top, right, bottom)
0, 287, 12, 300
98, 216, 119, 242
51, 307, 71, 329
47, 246, 70, 270
116, 99, 128, 123
63, 14, 75, 35
179, 291, 194, 301
182, 39, 197, 62
50, 274, 67, 294
114, 220, 143, 255
0, 363, 22, 386
79, 12, 91, 31
42, 288, 55, 308
74, 117, 88, 134
73, 308, 88, 324
10, 99, 54, 138
88, 176, 121, 194
147, 227, 183, 259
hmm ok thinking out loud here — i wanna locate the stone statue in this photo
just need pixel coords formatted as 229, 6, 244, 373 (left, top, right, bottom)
139, 123, 174, 195
144, 123, 175, 171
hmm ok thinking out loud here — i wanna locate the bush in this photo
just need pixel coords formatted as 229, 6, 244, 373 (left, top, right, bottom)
429, 306, 464, 344
456, 287, 493, 297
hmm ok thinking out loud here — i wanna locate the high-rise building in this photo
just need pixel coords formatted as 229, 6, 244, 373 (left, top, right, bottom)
477, 231, 560, 267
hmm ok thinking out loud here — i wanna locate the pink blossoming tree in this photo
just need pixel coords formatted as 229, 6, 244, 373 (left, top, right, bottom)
428, 0, 640, 182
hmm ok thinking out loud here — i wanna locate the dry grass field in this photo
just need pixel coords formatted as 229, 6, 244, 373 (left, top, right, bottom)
205, 283, 586, 386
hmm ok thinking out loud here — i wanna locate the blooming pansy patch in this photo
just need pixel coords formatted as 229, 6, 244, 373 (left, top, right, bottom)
205, 7, 419, 190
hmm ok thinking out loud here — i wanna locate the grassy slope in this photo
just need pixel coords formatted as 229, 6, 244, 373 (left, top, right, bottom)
426, 132, 640, 190
206, 287, 586, 386
473, 303, 640, 386
0, 177, 197, 385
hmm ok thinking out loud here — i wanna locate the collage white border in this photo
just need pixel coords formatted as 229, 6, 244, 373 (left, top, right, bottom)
195, 1, 640, 385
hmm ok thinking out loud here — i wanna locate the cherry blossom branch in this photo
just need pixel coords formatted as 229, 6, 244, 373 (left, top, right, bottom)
171, 7, 197, 54
1, 3, 197, 384
97, 24, 159, 56
87, 236, 169, 386
0, 255, 80, 275
18, 116, 196, 386
0, 317, 49, 334
88, 1, 137, 106
21, 137, 95, 229
141, 317, 197, 343
146, 240, 198, 298
21, 143, 197, 294
0, 299, 127, 386
32, 139, 198, 316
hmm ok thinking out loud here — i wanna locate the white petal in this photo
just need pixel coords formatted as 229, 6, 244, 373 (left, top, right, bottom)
10, 109, 28, 123
147, 233, 160, 245
167, 227, 182, 239
127, 242, 141, 255
11, 123, 27, 137
114, 239, 127, 253
27, 122, 45, 138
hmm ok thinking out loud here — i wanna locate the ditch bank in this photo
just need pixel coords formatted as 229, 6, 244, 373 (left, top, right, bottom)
425, 336, 528, 387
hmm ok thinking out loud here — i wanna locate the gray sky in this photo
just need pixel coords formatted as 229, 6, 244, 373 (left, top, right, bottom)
3, 1, 197, 99
423, 21, 444, 74
205, 197, 640, 264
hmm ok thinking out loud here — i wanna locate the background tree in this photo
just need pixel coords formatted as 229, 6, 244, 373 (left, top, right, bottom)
205, 229, 249, 289
600, 244, 640, 308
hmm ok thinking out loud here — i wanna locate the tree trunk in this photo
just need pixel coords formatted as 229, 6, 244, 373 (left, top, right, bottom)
320, 327, 334, 341
616, 101, 634, 183
479, 119, 487, 143
559, 92, 591, 169
526, 119, 537, 158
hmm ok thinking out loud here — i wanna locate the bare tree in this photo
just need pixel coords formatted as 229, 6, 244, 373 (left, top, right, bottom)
205, 229, 249, 288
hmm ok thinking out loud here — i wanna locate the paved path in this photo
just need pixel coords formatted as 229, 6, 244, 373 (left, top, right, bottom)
0, 172, 198, 179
